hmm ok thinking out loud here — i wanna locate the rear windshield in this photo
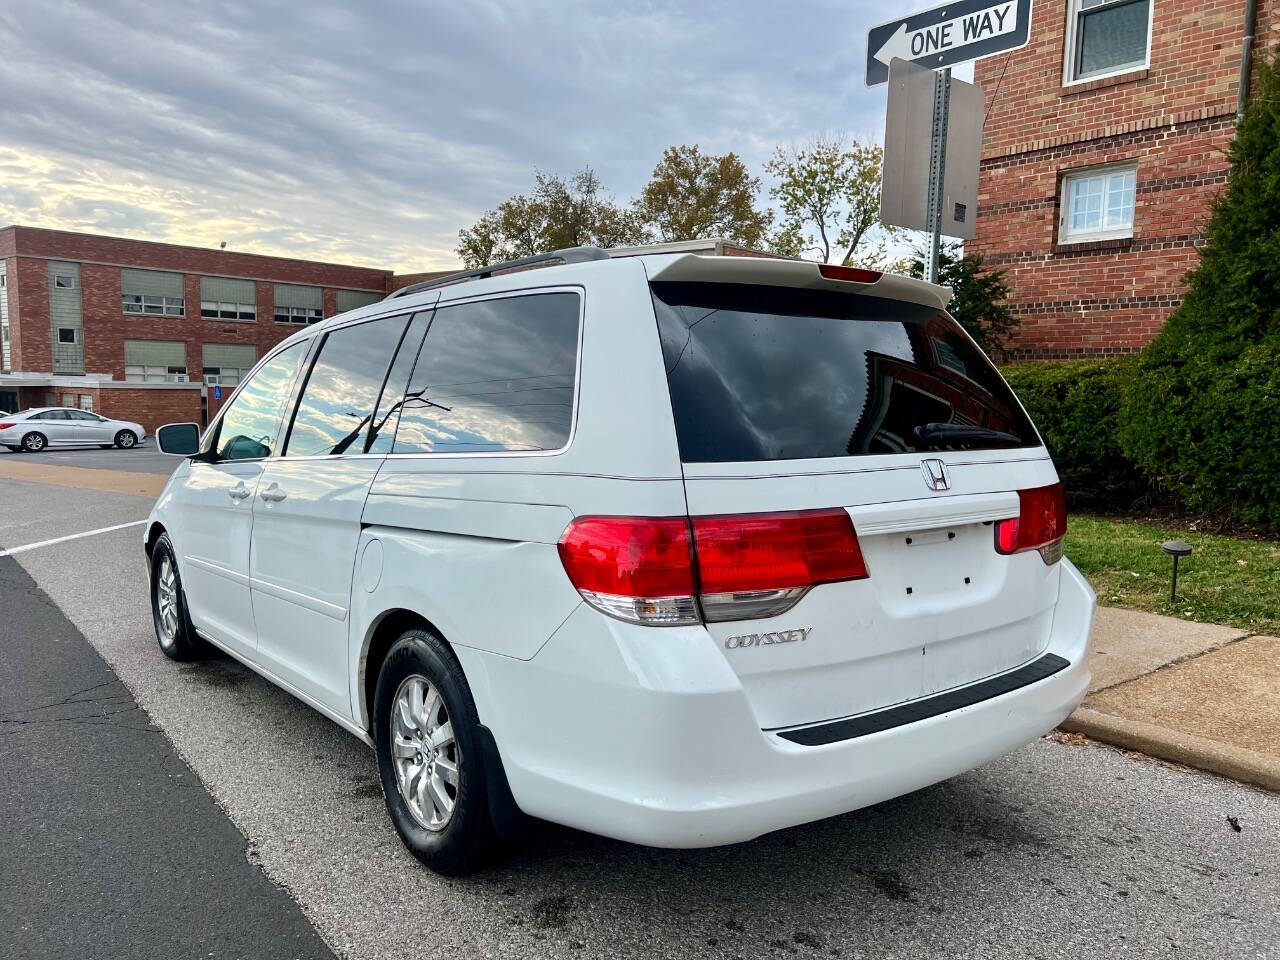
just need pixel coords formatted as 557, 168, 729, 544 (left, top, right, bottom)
650, 282, 1039, 463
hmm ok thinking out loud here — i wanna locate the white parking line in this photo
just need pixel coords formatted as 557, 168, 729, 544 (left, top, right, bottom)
0, 520, 147, 558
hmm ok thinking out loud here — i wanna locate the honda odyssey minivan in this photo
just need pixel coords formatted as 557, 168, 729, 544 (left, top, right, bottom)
146, 247, 1095, 874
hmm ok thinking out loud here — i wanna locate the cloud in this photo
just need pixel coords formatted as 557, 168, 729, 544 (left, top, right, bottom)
0, 0, 893, 270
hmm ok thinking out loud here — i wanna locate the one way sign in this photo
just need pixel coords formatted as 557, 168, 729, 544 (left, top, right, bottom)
865, 0, 1032, 86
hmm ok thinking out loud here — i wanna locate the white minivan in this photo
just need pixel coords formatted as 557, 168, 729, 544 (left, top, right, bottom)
147, 247, 1095, 874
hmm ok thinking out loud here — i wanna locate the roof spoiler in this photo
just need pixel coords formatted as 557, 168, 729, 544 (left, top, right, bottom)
644, 254, 953, 311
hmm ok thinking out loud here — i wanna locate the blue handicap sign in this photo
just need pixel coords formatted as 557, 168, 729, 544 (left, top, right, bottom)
213, 385, 222, 401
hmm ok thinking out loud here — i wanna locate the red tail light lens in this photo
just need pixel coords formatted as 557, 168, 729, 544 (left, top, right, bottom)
0, 422, 14, 431
818, 264, 883, 284
995, 483, 1066, 563
692, 509, 867, 593
558, 509, 868, 625
557, 516, 694, 597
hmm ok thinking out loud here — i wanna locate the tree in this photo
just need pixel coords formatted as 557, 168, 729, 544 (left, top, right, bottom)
907, 243, 1019, 361
457, 168, 647, 267
765, 136, 897, 266
633, 145, 772, 247
1118, 54, 1280, 530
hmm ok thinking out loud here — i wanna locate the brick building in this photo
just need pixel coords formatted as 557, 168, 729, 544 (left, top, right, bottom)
971, 0, 1276, 358
0, 225, 450, 428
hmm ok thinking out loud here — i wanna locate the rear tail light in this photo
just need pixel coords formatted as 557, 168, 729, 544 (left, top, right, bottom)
0, 422, 13, 431
693, 510, 867, 622
994, 483, 1066, 565
557, 509, 868, 626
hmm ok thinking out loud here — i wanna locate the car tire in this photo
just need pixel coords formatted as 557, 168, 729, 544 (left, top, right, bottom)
373, 629, 497, 875
149, 533, 209, 661
114, 430, 138, 449
20, 432, 47, 452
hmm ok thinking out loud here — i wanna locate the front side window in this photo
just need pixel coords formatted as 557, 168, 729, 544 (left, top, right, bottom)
284, 314, 409, 457
1060, 165, 1137, 242
1066, 0, 1150, 82
213, 341, 306, 461
651, 282, 1039, 463
392, 292, 580, 455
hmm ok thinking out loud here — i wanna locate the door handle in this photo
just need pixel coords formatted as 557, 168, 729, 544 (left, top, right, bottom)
259, 483, 287, 503
228, 482, 250, 501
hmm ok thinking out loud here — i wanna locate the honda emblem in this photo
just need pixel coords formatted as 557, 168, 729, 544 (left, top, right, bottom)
920, 459, 950, 492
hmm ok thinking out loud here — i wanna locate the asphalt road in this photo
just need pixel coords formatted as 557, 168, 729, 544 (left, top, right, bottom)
2, 477, 1278, 960
0, 442, 175, 475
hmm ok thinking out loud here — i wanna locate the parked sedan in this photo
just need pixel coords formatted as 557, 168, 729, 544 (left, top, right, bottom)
0, 407, 147, 451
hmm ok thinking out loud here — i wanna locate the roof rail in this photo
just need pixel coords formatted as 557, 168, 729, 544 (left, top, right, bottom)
387, 246, 611, 300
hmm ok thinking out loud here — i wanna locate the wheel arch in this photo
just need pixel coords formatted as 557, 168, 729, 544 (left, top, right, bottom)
357, 608, 457, 735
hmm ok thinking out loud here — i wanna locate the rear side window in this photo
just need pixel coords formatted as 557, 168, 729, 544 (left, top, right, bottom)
650, 282, 1038, 463
285, 314, 409, 457
392, 292, 579, 455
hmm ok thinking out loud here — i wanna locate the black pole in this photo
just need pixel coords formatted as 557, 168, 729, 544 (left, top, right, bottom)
1170, 555, 1180, 604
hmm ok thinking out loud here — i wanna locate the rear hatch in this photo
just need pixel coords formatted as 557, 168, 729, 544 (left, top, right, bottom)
647, 261, 1063, 731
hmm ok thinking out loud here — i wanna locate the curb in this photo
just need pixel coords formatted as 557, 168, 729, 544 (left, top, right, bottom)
1062, 707, 1280, 792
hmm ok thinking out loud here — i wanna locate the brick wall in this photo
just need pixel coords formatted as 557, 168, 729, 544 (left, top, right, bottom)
12, 256, 51, 371
971, 0, 1275, 358
96, 386, 202, 433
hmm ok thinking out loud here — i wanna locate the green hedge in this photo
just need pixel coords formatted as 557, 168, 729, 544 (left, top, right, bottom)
1002, 358, 1153, 511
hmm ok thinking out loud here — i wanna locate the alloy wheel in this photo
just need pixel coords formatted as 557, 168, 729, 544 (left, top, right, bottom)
155, 555, 179, 647
390, 674, 460, 831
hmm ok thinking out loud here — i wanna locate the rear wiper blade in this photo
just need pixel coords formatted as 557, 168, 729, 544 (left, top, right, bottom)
914, 422, 1025, 448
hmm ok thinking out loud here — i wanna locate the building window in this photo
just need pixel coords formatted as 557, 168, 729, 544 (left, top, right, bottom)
201, 300, 257, 321
54, 275, 76, 289
274, 304, 324, 325
1065, 0, 1151, 83
80, 395, 93, 411
273, 283, 324, 325
202, 366, 251, 387
121, 268, 185, 317
125, 365, 189, 383
62, 393, 75, 407
124, 294, 186, 316
1060, 164, 1137, 243
58, 327, 77, 344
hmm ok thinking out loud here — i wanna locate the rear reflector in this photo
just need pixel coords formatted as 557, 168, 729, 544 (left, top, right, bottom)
558, 509, 868, 626
995, 483, 1066, 564
818, 264, 883, 284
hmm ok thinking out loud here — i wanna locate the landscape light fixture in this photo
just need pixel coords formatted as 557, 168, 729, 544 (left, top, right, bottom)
1162, 540, 1193, 604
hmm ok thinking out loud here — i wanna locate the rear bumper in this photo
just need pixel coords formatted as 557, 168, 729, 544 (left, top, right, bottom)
457, 559, 1095, 848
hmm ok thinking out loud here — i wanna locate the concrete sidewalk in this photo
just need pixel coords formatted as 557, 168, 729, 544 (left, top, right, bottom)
1064, 606, 1279, 791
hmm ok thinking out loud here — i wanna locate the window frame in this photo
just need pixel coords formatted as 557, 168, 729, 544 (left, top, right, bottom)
54, 274, 77, 289
57, 327, 77, 344
273, 304, 324, 325
1058, 162, 1139, 244
123, 294, 186, 317
386, 286, 586, 461
1062, 0, 1153, 86
201, 300, 257, 322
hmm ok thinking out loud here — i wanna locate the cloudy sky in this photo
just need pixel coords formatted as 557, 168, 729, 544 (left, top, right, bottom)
0, 0, 943, 272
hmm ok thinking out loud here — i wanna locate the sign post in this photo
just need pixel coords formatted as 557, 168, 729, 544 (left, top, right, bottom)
868, 0, 1033, 283
924, 67, 952, 284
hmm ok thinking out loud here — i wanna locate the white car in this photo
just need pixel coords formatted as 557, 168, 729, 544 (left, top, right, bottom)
1, 407, 146, 452
146, 247, 1094, 874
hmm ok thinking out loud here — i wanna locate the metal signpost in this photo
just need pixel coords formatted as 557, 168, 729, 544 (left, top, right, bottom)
868, 0, 1033, 283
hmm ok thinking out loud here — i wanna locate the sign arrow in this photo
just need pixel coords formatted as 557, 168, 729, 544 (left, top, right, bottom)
865, 0, 1033, 86
873, 24, 912, 66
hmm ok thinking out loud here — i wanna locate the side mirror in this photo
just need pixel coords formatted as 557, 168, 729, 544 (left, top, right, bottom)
157, 422, 201, 456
